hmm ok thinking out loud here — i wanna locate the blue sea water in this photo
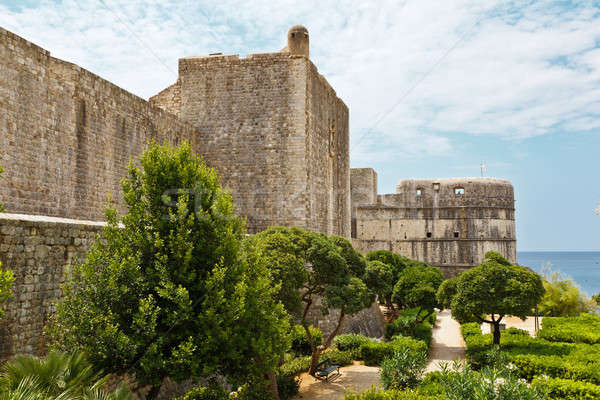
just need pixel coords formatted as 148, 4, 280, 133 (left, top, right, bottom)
517, 251, 600, 296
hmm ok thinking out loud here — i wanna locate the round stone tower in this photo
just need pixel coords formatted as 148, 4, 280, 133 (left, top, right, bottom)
287, 25, 309, 57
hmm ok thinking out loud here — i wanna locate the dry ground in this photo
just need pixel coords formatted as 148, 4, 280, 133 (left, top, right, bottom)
293, 362, 380, 400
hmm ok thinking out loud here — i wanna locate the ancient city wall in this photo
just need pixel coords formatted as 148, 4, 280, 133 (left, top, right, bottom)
0, 27, 198, 221
0, 214, 103, 359
351, 171, 517, 276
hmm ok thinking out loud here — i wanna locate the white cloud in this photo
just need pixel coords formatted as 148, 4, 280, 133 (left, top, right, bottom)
0, 0, 598, 159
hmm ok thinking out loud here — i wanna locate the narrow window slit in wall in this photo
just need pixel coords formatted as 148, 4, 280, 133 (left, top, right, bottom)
426, 232, 432, 238
454, 231, 459, 238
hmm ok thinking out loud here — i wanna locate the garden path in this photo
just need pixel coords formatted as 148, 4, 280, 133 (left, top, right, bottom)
425, 309, 466, 372
294, 361, 380, 400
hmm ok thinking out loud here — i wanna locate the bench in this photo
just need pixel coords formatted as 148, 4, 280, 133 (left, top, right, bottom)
315, 358, 340, 381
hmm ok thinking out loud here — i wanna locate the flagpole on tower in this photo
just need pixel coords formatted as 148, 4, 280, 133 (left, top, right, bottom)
480, 162, 486, 177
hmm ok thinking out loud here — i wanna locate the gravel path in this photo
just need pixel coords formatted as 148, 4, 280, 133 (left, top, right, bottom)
425, 309, 466, 372
294, 361, 380, 400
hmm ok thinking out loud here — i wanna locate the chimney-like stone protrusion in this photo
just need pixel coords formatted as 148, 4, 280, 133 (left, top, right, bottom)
287, 25, 309, 58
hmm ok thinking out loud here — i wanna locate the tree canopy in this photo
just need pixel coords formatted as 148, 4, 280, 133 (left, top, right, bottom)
252, 227, 374, 375
438, 251, 544, 344
538, 265, 596, 316
392, 265, 444, 323
47, 143, 289, 398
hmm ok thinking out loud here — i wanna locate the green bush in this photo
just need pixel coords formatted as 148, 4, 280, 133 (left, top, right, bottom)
344, 387, 442, 400
384, 319, 432, 348
175, 385, 228, 400
461, 322, 482, 338
532, 376, 600, 400
276, 374, 300, 400
504, 327, 529, 336
538, 314, 600, 344
380, 347, 427, 390
334, 333, 373, 351
278, 355, 311, 376
360, 336, 427, 366
290, 325, 322, 356
320, 348, 355, 366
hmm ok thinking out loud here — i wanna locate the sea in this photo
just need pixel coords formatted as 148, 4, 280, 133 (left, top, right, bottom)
517, 251, 600, 297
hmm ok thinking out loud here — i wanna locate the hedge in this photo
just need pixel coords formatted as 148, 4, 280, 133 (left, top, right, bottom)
360, 336, 427, 366
460, 321, 600, 386
538, 314, 600, 344
290, 324, 322, 355
384, 320, 433, 348
532, 376, 600, 400
344, 387, 441, 400
334, 333, 374, 351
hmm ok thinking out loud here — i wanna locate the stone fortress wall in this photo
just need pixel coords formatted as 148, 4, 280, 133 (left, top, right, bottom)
0, 27, 198, 221
351, 168, 517, 277
0, 25, 367, 358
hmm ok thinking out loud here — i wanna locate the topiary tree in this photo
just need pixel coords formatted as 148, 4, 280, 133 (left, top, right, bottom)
252, 227, 374, 376
363, 260, 394, 304
47, 142, 289, 399
392, 265, 444, 325
438, 251, 544, 345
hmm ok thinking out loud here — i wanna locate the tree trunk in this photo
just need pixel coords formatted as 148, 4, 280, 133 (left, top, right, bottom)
266, 370, 280, 400
308, 310, 346, 376
492, 321, 501, 345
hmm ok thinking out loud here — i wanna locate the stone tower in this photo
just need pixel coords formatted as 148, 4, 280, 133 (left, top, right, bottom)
351, 169, 517, 277
150, 26, 350, 236
286, 25, 309, 57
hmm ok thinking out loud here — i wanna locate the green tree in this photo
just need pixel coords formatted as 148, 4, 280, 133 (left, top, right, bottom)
47, 143, 289, 399
438, 251, 544, 345
593, 293, 600, 306
363, 260, 394, 303
392, 265, 443, 324
538, 264, 596, 316
253, 227, 374, 376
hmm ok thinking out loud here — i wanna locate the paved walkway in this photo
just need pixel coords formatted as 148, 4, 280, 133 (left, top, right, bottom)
425, 309, 466, 372
293, 362, 380, 400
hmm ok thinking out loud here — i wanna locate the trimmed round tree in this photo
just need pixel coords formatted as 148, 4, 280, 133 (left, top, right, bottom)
439, 251, 544, 345
252, 227, 374, 376
363, 260, 394, 304
47, 143, 290, 398
392, 265, 444, 324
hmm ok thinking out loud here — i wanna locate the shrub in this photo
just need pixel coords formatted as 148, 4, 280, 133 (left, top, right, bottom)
538, 266, 596, 317
0, 351, 131, 400
538, 314, 600, 344
334, 333, 373, 351
532, 376, 600, 400
360, 336, 427, 366
380, 347, 427, 390
385, 319, 432, 348
276, 374, 300, 400
504, 327, 529, 336
290, 325, 322, 355
175, 385, 228, 400
0, 262, 14, 319
320, 348, 355, 366
461, 322, 482, 338
344, 387, 441, 400
278, 355, 311, 377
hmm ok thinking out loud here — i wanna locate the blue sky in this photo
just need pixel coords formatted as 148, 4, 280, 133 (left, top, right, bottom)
1, 0, 599, 251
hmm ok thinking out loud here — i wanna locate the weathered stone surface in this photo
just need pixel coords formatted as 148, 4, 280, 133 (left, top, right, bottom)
351, 172, 517, 277
0, 214, 103, 359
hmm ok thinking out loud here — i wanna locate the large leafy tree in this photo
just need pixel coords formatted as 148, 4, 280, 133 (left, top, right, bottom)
392, 265, 444, 324
437, 251, 544, 344
252, 227, 374, 376
363, 260, 394, 304
538, 266, 595, 316
47, 143, 289, 398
